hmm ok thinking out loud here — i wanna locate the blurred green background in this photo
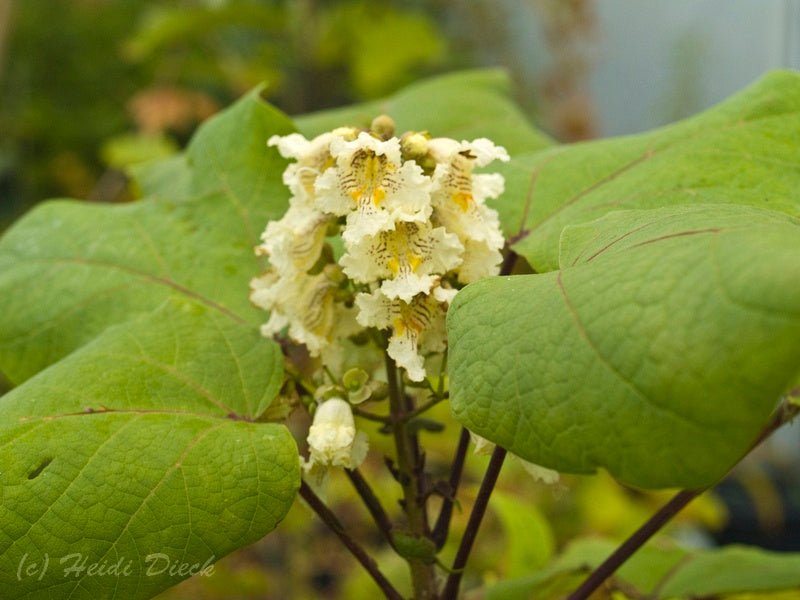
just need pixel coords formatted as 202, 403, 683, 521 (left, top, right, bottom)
2, 0, 596, 228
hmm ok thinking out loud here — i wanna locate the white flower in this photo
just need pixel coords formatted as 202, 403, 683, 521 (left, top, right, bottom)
306, 398, 369, 469
429, 137, 508, 252
429, 137, 510, 169
456, 240, 503, 284
268, 128, 357, 203
469, 431, 559, 485
314, 132, 432, 244
339, 221, 464, 302
254, 205, 330, 274
355, 286, 455, 381
250, 270, 344, 356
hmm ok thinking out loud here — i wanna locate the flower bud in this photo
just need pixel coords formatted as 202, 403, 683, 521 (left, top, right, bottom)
370, 114, 396, 140
307, 398, 369, 469
400, 131, 430, 160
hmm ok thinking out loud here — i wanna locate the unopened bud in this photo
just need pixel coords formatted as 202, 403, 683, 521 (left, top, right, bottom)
323, 263, 346, 285
370, 115, 396, 140
400, 131, 430, 160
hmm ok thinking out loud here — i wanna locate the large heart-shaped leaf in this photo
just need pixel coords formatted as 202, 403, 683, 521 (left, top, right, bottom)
0, 299, 299, 599
496, 70, 800, 271
295, 69, 553, 155
0, 86, 300, 599
448, 205, 800, 488
0, 88, 294, 385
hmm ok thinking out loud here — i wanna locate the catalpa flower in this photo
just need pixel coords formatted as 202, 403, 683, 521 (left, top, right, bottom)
340, 221, 463, 302
315, 132, 432, 244
250, 270, 346, 356
429, 137, 509, 281
302, 397, 369, 492
254, 205, 330, 274
268, 128, 357, 203
306, 398, 369, 470
355, 286, 456, 381
254, 119, 508, 381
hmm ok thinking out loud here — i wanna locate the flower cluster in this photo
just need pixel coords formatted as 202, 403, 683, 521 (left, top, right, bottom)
250, 117, 509, 383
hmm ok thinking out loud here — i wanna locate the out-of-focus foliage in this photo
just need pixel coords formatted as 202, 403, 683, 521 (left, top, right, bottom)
0, 0, 454, 225
0, 1, 158, 220
1, 0, 561, 226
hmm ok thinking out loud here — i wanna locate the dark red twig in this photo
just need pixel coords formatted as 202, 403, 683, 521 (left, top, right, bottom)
432, 427, 471, 549
345, 467, 396, 550
441, 446, 507, 599
300, 480, 402, 600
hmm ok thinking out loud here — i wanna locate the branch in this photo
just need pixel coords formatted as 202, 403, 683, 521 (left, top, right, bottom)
385, 348, 438, 596
566, 489, 701, 600
300, 480, 403, 600
567, 400, 800, 600
345, 467, 396, 550
441, 445, 507, 599
432, 427, 471, 549
403, 393, 447, 422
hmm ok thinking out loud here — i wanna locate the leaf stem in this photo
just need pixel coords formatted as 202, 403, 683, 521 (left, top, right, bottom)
432, 427, 471, 549
345, 467, 396, 550
404, 394, 447, 422
441, 445, 507, 599
299, 480, 402, 600
567, 400, 800, 600
352, 406, 392, 423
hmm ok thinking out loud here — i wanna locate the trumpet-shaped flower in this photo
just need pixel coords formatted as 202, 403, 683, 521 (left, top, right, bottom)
355, 286, 456, 381
429, 137, 508, 251
250, 270, 349, 356
254, 205, 331, 274
306, 398, 369, 470
314, 132, 432, 243
268, 128, 359, 204
457, 239, 504, 284
339, 222, 464, 302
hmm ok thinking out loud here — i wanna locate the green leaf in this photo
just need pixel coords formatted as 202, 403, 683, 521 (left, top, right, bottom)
491, 490, 554, 576
659, 545, 800, 598
295, 69, 552, 155
184, 86, 294, 217
483, 537, 684, 600
482, 538, 800, 600
448, 205, 800, 488
0, 299, 299, 599
0, 84, 300, 598
0, 88, 294, 384
497, 70, 800, 271
129, 154, 192, 201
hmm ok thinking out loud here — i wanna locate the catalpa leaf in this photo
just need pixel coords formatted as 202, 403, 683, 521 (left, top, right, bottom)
496, 70, 800, 271
483, 538, 800, 600
0, 299, 299, 599
0, 88, 294, 384
295, 69, 552, 155
448, 205, 800, 488
0, 85, 300, 599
